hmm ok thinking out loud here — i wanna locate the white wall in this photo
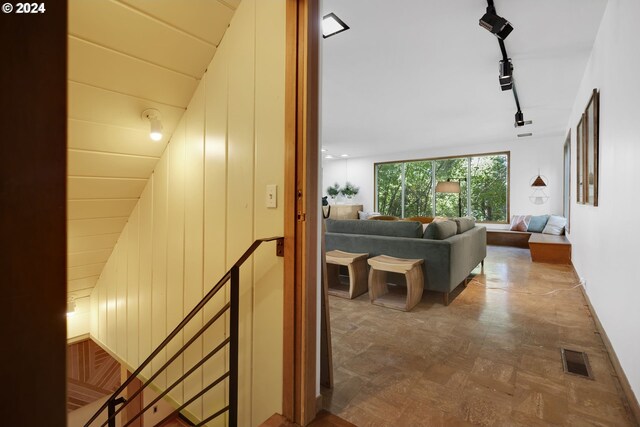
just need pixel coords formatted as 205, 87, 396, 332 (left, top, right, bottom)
567, 0, 640, 401
89, 1, 286, 425
322, 137, 564, 226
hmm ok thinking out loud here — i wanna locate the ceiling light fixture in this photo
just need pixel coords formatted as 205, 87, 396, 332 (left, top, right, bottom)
323, 13, 349, 39
66, 299, 77, 317
479, 6, 513, 40
142, 109, 163, 141
340, 154, 349, 158
325, 155, 334, 159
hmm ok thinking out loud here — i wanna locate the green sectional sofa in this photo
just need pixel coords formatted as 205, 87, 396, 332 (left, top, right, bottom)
325, 218, 486, 305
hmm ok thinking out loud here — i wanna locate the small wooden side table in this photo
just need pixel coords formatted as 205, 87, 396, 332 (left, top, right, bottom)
367, 255, 424, 311
325, 250, 369, 299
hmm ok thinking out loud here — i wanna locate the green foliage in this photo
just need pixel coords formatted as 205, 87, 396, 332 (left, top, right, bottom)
376, 154, 508, 222
326, 182, 341, 197
340, 182, 359, 197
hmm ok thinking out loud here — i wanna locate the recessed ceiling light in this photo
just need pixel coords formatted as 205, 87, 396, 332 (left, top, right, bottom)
325, 155, 334, 159
323, 13, 349, 39
340, 154, 349, 157
321, 148, 327, 152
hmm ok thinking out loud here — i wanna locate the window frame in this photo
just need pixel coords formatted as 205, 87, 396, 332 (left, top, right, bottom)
374, 151, 510, 224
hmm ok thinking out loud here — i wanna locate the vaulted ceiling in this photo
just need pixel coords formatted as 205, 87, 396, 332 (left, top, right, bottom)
67, 0, 239, 303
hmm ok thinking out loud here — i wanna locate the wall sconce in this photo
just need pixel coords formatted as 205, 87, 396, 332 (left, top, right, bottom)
142, 108, 163, 141
529, 171, 549, 205
66, 298, 77, 317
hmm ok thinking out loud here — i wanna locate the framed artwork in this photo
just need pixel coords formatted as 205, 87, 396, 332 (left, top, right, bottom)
576, 114, 585, 204
576, 88, 600, 206
584, 89, 600, 206
563, 131, 571, 232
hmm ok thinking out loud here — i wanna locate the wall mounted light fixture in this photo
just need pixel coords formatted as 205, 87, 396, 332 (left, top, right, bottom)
529, 171, 549, 205
142, 108, 163, 141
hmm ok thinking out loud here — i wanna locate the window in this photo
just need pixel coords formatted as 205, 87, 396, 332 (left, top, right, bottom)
375, 152, 509, 222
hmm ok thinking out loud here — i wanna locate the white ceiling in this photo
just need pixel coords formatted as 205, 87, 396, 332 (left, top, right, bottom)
320, 0, 608, 159
67, 0, 240, 302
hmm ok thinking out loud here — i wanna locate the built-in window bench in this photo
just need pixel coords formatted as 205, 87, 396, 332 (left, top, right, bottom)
486, 229, 571, 264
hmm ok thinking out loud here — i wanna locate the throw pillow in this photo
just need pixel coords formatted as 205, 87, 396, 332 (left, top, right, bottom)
527, 215, 550, 233
510, 215, 531, 232
542, 215, 567, 235
423, 220, 458, 240
358, 211, 381, 220
453, 217, 476, 234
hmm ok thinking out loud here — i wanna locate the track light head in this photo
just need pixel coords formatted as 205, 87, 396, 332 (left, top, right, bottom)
480, 9, 513, 40
514, 111, 533, 128
498, 59, 513, 91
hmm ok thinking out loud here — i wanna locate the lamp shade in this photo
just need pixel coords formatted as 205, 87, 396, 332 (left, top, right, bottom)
531, 175, 547, 187
435, 181, 461, 193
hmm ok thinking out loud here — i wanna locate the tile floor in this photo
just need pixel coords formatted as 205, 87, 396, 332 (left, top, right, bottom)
322, 246, 636, 426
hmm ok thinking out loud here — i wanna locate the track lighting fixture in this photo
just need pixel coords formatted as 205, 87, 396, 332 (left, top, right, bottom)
142, 109, 163, 141
514, 111, 532, 127
479, 7, 513, 40
499, 59, 513, 91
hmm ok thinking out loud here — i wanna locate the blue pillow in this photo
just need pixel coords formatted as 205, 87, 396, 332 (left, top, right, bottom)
527, 215, 550, 233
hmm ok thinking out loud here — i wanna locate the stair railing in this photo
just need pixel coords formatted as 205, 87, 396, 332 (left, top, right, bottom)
83, 237, 284, 427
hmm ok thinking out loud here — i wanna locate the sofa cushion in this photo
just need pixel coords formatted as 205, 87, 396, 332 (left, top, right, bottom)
423, 220, 458, 240
325, 219, 423, 238
453, 217, 476, 234
510, 215, 531, 232
542, 215, 567, 235
527, 215, 550, 233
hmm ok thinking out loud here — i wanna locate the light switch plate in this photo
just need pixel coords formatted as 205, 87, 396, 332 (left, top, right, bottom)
266, 184, 277, 208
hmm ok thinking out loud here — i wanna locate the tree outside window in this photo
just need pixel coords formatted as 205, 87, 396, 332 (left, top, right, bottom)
375, 152, 509, 222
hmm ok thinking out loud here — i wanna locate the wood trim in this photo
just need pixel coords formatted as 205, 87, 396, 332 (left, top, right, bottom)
284, 0, 320, 424
373, 150, 511, 166
0, 4, 67, 426
486, 230, 531, 248
577, 280, 640, 425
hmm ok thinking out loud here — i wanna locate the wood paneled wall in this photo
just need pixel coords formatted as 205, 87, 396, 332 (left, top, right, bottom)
67, 339, 121, 412
89, 1, 286, 426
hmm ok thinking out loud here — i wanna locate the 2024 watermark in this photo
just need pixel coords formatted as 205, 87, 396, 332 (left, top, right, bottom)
2, 2, 46, 13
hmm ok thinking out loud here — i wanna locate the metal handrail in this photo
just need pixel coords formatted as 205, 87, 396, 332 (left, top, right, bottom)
84, 237, 284, 427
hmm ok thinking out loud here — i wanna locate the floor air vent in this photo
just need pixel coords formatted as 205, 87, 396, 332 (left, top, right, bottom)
561, 348, 594, 379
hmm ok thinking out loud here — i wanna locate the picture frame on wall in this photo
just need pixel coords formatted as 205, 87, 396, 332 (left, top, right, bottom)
563, 131, 571, 232
584, 89, 600, 206
575, 88, 600, 206
576, 114, 585, 204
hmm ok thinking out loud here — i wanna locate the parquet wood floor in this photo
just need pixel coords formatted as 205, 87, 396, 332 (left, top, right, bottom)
322, 246, 636, 426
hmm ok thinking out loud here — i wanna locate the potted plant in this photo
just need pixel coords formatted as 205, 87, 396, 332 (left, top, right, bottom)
340, 182, 359, 200
326, 183, 341, 202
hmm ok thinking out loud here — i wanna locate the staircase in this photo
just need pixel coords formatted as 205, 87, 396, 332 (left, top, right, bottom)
83, 237, 284, 427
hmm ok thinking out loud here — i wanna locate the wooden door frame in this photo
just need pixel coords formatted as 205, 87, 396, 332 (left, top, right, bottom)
0, 3, 67, 425
283, 0, 321, 425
